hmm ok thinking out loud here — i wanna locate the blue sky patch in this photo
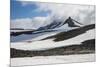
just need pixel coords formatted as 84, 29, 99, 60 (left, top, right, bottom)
10, 0, 50, 19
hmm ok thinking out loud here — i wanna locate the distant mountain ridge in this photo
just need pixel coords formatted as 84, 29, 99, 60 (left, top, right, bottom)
11, 17, 95, 44
11, 17, 82, 36
37, 17, 83, 31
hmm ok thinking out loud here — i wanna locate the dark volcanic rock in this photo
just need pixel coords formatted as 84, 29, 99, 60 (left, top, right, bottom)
11, 30, 34, 36
11, 39, 95, 58
42, 24, 95, 42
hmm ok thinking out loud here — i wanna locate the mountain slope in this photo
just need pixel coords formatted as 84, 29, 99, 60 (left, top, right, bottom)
11, 39, 95, 58
42, 24, 95, 41
11, 17, 84, 42
11, 24, 95, 50
35, 17, 82, 32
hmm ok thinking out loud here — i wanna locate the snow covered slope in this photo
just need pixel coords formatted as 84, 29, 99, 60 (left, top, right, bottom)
11, 17, 84, 42
10, 19, 95, 66
37, 17, 83, 31
11, 24, 95, 50
11, 54, 95, 66
11, 16, 95, 51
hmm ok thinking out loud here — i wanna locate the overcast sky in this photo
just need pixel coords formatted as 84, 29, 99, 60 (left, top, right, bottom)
11, 0, 95, 29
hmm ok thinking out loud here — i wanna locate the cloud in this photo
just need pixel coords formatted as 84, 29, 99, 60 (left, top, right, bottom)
35, 3, 95, 24
11, 18, 32, 29
20, 1, 35, 6
21, 2, 95, 24
11, 16, 51, 29
11, 1, 95, 29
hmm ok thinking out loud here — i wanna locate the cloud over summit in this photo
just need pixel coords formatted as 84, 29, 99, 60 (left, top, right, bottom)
11, 1, 95, 29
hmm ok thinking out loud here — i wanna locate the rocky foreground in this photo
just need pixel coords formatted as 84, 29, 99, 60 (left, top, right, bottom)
11, 39, 95, 58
